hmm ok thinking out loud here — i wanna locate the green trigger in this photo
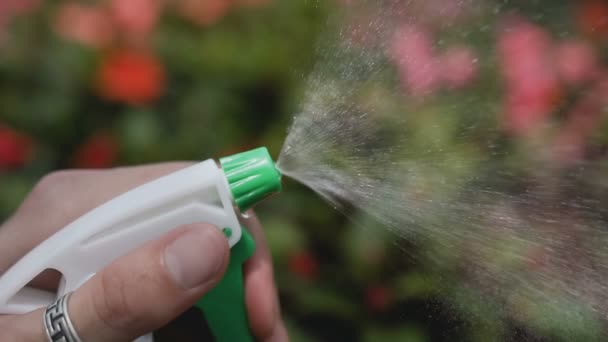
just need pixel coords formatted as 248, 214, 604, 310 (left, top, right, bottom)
195, 227, 256, 341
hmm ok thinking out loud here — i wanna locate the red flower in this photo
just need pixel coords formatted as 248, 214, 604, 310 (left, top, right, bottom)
287, 250, 319, 280
73, 133, 119, 168
503, 77, 562, 135
96, 50, 166, 105
577, 0, 608, 38
365, 285, 393, 313
0, 125, 32, 169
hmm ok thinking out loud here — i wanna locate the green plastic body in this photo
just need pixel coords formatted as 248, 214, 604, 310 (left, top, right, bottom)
192, 147, 281, 341
195, 228, 256, 342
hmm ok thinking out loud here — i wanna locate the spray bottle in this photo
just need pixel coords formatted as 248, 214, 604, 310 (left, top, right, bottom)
0, 147, 282, 341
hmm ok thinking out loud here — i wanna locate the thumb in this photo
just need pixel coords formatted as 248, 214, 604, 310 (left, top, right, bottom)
69, 223, 229, 342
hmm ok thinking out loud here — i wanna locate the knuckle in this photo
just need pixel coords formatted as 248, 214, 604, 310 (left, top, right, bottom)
29, 171, 79, 204
3, 169, 97, 240
33, 170, 82, 196
25, 170, 89, 214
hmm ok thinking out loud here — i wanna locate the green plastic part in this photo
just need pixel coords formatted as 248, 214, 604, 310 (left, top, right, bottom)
191, 147, 281, 341
196, 228, 256, 342
220, 147, 282, 212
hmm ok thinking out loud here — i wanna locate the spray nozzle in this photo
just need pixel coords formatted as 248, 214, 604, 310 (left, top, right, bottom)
220, 147, 282, 212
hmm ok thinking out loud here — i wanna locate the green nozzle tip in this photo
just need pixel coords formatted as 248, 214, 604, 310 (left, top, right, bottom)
220, 147, 282, 212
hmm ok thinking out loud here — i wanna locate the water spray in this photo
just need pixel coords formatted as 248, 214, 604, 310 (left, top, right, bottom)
0, 147, 282, 342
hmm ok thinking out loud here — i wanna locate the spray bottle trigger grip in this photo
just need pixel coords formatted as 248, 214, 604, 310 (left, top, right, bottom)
196, 226, 256, 342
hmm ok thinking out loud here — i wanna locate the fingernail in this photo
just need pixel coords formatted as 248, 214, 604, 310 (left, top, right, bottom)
164, 224, 228, 289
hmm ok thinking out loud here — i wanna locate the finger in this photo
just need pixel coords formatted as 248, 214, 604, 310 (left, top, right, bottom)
6, 223, 229, 342
0, 163, 192, 275
267, 320, 289, 342
0, 309, 46, 342
241, 210, 287, 341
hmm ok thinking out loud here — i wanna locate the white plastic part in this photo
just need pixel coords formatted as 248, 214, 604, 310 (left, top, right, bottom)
0, 159, 241, 317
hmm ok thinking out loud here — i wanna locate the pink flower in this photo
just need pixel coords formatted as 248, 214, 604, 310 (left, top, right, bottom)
108, 0, 162, 41
390, 24, 440, 97
53, 3, 114, 49
504, 81, 561, 135
234, 0, 273, 7
498, 19, 561, 134
498, 19, 554, 88
175, 0, 231, 26
2, 0, 41, 16
0, 0, 41, 41
555, 40, 598, 86
440, 45, 478, 89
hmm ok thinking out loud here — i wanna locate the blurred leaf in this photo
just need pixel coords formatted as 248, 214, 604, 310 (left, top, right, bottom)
393, 272, 437, 300
0, 175, 31, 217
118, 109, 164, 163
263, 217, 306, 261
294, 286, 359, 318
363, 324, 428, 342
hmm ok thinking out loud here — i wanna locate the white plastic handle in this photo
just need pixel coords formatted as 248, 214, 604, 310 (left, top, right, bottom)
0, 159, 241, 314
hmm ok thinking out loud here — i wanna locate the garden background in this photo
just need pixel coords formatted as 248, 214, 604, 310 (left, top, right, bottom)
2, 1, 608, 341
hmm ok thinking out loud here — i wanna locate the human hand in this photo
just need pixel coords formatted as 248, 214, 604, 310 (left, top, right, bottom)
0, 164, 288, 341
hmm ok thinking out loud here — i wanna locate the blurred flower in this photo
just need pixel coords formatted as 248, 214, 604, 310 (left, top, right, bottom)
234, 0, 273, 7
555, 40, 598, 86
73, 133, 119, 168
365, 285, 393, 313
0, 125, 32, 170
96, 49, 166, 105
175, 0, 231, 26
498, 19, 561, 134
553, 75, 608, 163
0, 0, 41, 42
440, 45, 478, 89
390, 24, 440, 97
1, 0, 41, 16
577, 0, 608, 38
108, 0, 162, 42
53, 2, 114, 49
287, 250, 319, 280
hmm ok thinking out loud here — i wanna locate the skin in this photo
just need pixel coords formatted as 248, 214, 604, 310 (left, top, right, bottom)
0, 163, 288, 342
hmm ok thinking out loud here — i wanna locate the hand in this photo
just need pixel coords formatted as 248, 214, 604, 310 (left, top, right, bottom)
0, 164, 288, 342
